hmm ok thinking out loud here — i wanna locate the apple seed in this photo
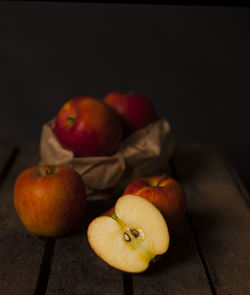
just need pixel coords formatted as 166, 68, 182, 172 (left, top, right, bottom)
124, 232, 131, 242
130, 228, 139, 238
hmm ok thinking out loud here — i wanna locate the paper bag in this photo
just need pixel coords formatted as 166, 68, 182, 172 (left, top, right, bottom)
39, 118, 174, 199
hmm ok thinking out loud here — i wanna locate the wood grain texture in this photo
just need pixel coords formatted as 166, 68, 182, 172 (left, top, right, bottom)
132, 145, 213, 295
132, 217, 213, 295
1, 141, 250, 295
173, 144, 250, 295
0, 142, 47, 295
46, 195, 123, 295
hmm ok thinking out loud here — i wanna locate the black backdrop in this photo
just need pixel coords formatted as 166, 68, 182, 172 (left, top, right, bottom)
1, 2, 250, 190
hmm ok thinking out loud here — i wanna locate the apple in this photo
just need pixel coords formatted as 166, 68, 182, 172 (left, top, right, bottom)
124, 176, 186, 232
13, 165, 86, 237
87, 194, 169, 273
55, 96, 123, 157
103, 91, 158, 135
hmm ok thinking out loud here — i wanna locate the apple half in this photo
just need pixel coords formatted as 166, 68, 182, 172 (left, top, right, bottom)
87, 194, 170, 273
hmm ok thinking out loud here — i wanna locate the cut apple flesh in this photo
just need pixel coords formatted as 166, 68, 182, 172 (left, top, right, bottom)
87, 194, 170, 273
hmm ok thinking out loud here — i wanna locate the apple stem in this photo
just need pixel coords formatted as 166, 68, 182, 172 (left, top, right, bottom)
65, 116, 76, 128
157, 176, 166, 186
66, 116, 75, 122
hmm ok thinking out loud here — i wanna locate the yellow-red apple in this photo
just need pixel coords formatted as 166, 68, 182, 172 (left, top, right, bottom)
13, 165, 86, 237
124, 176, 186, 231
88, 194, 169, 273
55, 96, 123, 156
103, 91, 158, 135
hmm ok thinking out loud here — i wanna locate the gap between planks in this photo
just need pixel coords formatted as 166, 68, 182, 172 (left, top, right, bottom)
0, 146, 19, 188
34, 238, 56, 295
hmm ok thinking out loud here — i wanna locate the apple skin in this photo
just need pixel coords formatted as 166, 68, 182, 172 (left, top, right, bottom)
13, 165, 86, 237
103, 91, 158, 135
55, 96, 123, 157
124, 176, 186, 231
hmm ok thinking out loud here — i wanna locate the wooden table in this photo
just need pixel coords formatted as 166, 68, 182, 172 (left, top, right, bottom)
1, 141, 250, 295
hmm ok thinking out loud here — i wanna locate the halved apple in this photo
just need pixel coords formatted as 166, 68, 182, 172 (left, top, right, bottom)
87, 194, 170, 273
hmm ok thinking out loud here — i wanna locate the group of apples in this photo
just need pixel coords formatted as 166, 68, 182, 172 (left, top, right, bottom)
13, 91, 186, 273
55, 91, 158, 157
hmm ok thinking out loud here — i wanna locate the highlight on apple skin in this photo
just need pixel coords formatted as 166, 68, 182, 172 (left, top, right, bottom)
13, 165, 87, 237
124, 176, 186, 232
103, 91, 158, 135
55, 95, 123, 157
87, 194, 170, 273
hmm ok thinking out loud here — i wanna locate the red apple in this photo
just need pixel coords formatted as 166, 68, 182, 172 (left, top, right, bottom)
55, 96, 123, 156
103, 91, 158, 135
13, 165, 86, 237
88, 194, 169, 273
124, 176, 186, 231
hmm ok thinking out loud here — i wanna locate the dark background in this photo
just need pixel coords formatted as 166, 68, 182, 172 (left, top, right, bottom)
0, 2, 250, 191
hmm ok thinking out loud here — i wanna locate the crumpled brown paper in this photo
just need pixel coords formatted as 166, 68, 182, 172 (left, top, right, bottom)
39, 118, 174, 200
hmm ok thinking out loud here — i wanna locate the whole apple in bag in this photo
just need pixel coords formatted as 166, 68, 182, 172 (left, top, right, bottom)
103, 91, 157, 135
55, 96, 123, 157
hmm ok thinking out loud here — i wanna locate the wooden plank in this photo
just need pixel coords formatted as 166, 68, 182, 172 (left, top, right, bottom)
132, 150, 213, 295
46, 143, 218, 294
172, 144, 250, 295
132, 209, 212, 295
0, 141, 48, 295
46, 196, 124, 294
